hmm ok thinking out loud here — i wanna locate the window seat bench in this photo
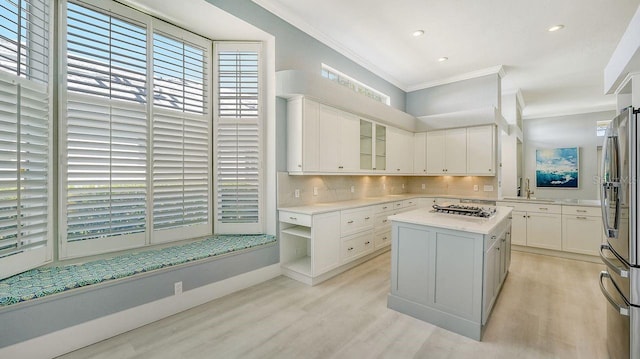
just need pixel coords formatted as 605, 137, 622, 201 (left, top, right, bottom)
0, 234, 276, 307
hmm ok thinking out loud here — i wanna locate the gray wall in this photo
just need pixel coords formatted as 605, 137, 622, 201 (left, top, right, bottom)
523, 110, 615, 200
405, 74, 501, 117
206, 0, 407, 111
0, 244, 278, 348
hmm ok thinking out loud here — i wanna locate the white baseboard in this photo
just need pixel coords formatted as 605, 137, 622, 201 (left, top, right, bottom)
0, 263, 282, 359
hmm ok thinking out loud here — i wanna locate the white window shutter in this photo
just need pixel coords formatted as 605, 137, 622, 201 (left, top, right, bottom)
214, 43, 262, 234
151, 28, 212, 242
0, 0, 52, 279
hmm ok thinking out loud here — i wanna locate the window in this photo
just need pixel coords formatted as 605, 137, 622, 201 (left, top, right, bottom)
321, 63, 390, 105
596, 120, 611, 137
214, 42, 262, 233
0, 0, 52, 279
60, 0, 213, 258
151, 26, 212, 243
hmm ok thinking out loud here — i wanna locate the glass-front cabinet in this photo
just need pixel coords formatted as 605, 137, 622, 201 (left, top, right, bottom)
360, 118, 386, 171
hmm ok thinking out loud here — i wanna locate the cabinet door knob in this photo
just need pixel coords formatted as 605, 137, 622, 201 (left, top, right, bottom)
298, 164, 302, 168
348, 247, 354, 251
383, 237, 388, 240
365, 241, 371, 245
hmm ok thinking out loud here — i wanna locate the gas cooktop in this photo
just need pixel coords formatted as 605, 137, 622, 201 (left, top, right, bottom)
431, 204, 497, 218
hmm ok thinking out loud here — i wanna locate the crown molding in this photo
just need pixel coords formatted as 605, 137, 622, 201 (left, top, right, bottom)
522, 103, 616, 120
502, 88, 526, 109
252, 0, 408, 91
406, 65, 505, 92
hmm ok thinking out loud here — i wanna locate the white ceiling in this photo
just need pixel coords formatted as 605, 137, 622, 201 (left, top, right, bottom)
253, 0, 640, 118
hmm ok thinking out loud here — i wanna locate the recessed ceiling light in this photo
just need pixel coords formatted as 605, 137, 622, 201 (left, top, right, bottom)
547, 24, 565, 32
438, 57, 448, 62
412, 30, 425, 37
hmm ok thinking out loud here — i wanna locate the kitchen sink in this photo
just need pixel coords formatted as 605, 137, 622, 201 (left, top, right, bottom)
501, 196, 556, 203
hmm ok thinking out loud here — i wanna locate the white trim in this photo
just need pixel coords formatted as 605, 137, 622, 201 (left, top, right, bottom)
406, 65, 505, 92
321, 63, 391, 105
251, 0, 407, 91
0, 263, 282, 359
522, 104, 616, 120
502, 88, 526, 109
613, 71, 640, 95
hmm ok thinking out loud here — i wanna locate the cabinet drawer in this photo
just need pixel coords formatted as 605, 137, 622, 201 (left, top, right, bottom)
562, 205, 600, 217
498, 202, 561, 214
373, 202, 395, 214
341, 206, 374, 235
374, 230, 391, 248
374, 213, 392, 228
402, 199, 418, 209
341, 231, 374, 262
279, 211, 312, 226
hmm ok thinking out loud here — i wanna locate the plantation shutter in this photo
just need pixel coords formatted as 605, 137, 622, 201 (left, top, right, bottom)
215, 43, 262, 233
62, 1, 147, 257
151, 29, 212, 242
0, 0, 52, 279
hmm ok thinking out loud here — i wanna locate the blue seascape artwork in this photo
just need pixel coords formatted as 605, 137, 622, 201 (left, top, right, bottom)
535, 147, 579, 188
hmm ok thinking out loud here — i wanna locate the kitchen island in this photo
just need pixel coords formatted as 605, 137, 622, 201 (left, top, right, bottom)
387, 205, 512, 340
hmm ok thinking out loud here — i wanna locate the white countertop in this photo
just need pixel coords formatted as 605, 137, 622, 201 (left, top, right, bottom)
388, 206, 513, 235
278, 194, 600, 216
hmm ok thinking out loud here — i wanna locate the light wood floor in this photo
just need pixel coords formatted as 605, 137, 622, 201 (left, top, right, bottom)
58, 250, 607, 359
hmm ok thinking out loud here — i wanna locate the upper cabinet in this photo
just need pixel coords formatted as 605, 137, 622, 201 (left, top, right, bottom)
424, 125, 496, 176
287, 97, 319, 172
360, 119, 387, 171
287, 96, 496, 176
467, 125, 496, 175
318, 105, 359, 172
387, 127, 414, 174
426, 128, 467, 175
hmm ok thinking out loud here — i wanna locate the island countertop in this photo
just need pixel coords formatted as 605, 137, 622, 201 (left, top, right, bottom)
388, 206, 513, 235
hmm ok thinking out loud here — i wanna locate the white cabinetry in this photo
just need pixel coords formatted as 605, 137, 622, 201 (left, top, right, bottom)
319, 105, 360, 172
413, 132, 427, 174
561, 205, 603, 256
279, 211, 341, 282
466, 125, 495, 175
387, 126, 414, 174
497, 202, 562, 250
287, 97, 319, 172
360, 119, 387, 171
426, 128, 467, 175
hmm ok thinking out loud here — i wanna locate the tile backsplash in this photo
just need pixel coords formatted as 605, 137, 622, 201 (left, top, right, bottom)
277, 172, 500, 207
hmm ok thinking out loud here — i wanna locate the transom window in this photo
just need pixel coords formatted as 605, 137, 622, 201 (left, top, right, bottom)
321, 63, 390, 105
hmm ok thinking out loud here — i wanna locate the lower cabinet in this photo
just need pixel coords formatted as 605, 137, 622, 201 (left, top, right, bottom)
388, 216, 511, 340
499, 201, 604, 257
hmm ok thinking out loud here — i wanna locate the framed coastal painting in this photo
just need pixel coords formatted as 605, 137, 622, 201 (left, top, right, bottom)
535, 147, 579, 188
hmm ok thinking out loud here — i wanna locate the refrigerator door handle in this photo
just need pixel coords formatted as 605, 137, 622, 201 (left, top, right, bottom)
600, 244, 630, 278
599, 271, 630, 316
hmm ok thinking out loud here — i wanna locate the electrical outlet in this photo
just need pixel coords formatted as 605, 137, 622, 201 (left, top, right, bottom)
483, 185, 494, 192
473, 185, 479, 192
174, 281, 183, 295
421, 183, 426, 190
350, 185, 355, 193
313, 187, 318, 196
294, 189, 300, 198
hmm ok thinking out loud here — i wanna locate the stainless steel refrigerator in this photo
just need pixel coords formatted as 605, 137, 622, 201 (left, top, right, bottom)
599, 106, 639, 359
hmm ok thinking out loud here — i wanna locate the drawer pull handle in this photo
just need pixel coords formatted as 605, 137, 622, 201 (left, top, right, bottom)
576, 216, 587, 220
539, 207, 548, 210
577, 210, 587, 213
383, 219, 388, 223
365, 217, 370, 220
491, 235, 497, 239
383, 237, 388, 240
382, 206, 388, 209
338, 166, 344, 169
289, 216, 297, 220
365, 241, 371, 245
348, 247, 354, 251
347, 220, 354, 224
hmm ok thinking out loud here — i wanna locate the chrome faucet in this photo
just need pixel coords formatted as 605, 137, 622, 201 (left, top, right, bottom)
525, 178, 534, 199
